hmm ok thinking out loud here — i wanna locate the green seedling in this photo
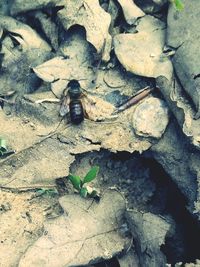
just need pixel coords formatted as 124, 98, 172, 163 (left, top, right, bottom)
170, 0, 184, 11
68, 166, 100, 198
0, 138, 7, 157
0, 138, 15, 157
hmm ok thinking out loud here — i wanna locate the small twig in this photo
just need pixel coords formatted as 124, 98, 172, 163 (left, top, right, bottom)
113, 86, 155, 114
0, 90, 15, 97
37, 118, 68, 138
0, 97, 15, 104
0, 185, 56, 193
35, 98, 60, 104
0, 150, 15, 157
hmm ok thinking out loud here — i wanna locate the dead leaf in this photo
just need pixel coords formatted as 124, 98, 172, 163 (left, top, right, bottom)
114, 16, 173, 80
58, 0, 112, 61
33, 32, 95, 98
18, 190, 130, 267
0, 16, 51, 94
10, 0, 61, 15
0, 16, 51, 50
117, 0, 145, 25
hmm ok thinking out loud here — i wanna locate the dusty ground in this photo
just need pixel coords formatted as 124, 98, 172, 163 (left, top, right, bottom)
0, 190, 61, 267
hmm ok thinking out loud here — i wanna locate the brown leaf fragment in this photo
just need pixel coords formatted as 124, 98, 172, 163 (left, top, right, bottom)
10, 0, 61, 15
18, 190, 130, 267
58, 0, 112, 61
117, 0, 145, 25
0, 16, 51, 51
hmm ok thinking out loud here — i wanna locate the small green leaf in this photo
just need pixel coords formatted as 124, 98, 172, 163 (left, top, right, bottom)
173, 0, 184, 10
36, 188, 45, 193
0, 147, 7, 156
0, 147, 7, 153
0, 138, 7, 150
80, 187, 88, 198
83, 166, 99, 184
68, 174, 81, 191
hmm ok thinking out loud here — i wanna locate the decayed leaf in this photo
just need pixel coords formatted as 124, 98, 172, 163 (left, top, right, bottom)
114, 16, 173, 80
33, 56, 92, 98
157, 76, 200, 149
117, 0, 145, 25
0, 16, 51, 94
126, 210, 170, 266
10, 0, 61, 15
33, 56, 69, 83
0, 16, 51, 50
33, 32, 95, 98
0, 137, 75, 188
58, 0, 112, 61
83, 94, 116, 121
18, 190, 129, 267
34, 10, 59, 50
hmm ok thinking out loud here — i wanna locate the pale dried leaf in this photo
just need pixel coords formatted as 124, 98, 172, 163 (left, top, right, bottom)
33, 56, 69, 82
19, 190, 129, 267
117, 0, 145, 25
114, 16, 173, 80
11, 0, 61, 15
33, 32, 96, 98
0, 16, 51, 50
58, 0, 112, 61
83, 94, 115, 121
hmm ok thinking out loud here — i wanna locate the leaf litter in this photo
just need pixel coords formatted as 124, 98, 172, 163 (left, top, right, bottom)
0, 1, 175, 266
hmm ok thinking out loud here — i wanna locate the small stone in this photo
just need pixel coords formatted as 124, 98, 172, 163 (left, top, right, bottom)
132, 97, 169, 139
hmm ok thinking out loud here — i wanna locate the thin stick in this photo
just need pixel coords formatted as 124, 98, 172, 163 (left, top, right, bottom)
0, 97, 15, 104
114, 86, 155, 113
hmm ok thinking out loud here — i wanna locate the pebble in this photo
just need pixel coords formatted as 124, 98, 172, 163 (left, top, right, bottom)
132, 97, 169, 139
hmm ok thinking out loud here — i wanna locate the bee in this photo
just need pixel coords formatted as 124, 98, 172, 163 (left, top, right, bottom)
59, 79, 116, 124
60, 80, 85, 124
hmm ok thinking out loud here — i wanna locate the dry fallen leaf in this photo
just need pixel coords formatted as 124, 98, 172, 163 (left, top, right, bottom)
117, 0, 145, 25
114, 16, 173, 80
0, 15, 51, 50
19, 190, 130, 267
10, 0, 61, 15
58, 0, 112, 61
0, 16, 51, 94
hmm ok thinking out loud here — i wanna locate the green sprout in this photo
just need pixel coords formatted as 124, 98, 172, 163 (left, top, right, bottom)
0, 137, 15, 157
0, 138, 7, 157
68, 166, 100, 198
171, 0, 184, 11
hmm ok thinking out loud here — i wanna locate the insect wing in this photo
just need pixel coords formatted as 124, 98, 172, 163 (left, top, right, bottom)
81, 94, 97, 120
60, 95, 70, 116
